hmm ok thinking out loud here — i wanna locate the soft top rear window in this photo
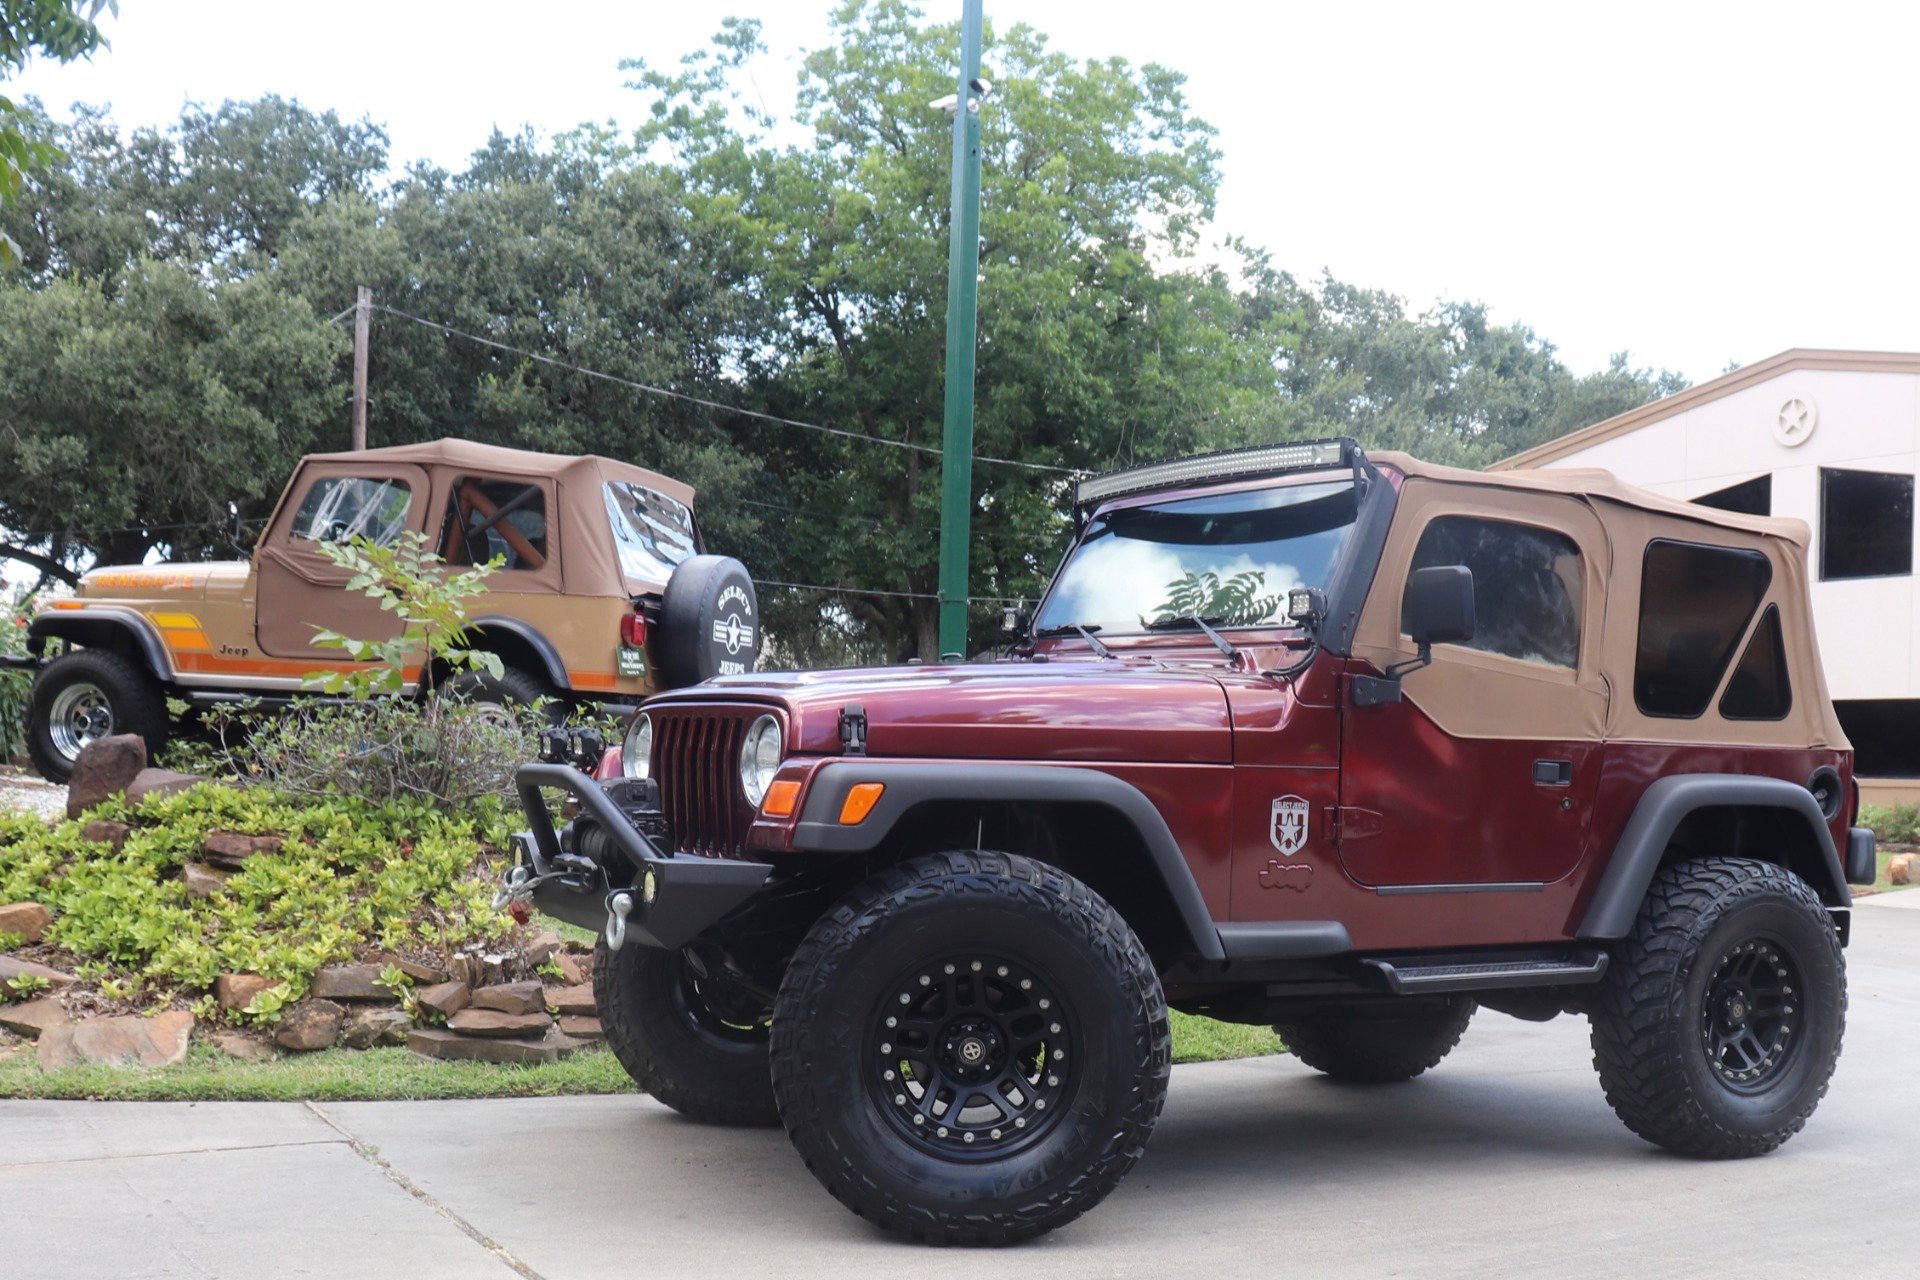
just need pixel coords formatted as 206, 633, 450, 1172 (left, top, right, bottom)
605, 482, 698, 584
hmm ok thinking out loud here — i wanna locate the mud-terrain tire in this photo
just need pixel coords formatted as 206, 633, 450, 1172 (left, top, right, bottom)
27, 650, 168, 783
1276, 997, 1476, 1083
656, 555, 759, 688
770, 850, 1171, 1246
594, 939, 779, 1127
1589, 857, 1845, 1159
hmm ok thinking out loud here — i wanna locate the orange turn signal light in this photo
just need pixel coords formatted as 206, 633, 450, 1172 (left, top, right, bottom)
762, 779, 802, 818
839, 783, 885, 825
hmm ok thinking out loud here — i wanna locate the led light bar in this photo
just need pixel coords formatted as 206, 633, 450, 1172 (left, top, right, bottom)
1075, 438, 1357, 511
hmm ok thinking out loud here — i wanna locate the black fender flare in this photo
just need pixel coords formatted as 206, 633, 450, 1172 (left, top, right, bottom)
469, 616, 570, 692
28, 609, 174, 682
1577, 773, 1849, 939
793, 761, 1226, 963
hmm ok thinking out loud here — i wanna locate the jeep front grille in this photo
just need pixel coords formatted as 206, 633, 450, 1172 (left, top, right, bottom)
652, 709, 754, 857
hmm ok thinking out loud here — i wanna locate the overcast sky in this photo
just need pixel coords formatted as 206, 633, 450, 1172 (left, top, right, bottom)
13, 1, 1917, 386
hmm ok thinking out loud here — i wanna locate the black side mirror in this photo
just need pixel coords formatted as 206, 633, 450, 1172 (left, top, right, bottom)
1404, 565, 1476, 647
224, 501, 250, 557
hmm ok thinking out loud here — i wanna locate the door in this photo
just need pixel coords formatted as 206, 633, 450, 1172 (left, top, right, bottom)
256, 463, 431, 661
1338, 488, 1610, 888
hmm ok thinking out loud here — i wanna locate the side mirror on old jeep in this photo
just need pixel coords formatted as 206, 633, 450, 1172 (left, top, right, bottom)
1353, 565, 1477, 707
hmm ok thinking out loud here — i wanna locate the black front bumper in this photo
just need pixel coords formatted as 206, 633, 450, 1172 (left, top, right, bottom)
505, 762, 772, 951
0, 655, 40, 672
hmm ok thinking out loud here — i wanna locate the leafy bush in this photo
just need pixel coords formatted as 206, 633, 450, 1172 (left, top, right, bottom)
0, 784, 517, 1024
1860, 803, 1920, 846
1, 593, 37, 760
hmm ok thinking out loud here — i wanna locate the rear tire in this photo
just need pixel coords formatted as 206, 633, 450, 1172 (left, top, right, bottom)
1276, 997, 1476, 1083
441, 665, 560, 725
594, 939, 779, 1127
26, 650, 168, 784
1588, 857, 1845, 1158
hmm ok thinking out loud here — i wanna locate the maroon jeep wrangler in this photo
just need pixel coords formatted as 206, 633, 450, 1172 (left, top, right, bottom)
503, 438, 1875, 1245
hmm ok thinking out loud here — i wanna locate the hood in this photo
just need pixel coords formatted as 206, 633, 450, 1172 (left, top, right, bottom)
75, 561, 248, 601
662, 661, 1235, 764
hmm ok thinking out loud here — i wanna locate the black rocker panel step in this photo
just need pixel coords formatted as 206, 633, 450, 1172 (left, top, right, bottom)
1363, 950, 1610, 995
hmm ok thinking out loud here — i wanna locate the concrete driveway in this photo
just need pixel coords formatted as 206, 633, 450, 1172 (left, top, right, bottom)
6, 896, 1916, 1279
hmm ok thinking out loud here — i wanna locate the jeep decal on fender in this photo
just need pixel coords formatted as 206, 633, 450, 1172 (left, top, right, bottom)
1270, 795, 1310, 857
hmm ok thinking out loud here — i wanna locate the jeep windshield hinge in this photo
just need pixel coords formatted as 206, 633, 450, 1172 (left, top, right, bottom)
839, 704, 868, 756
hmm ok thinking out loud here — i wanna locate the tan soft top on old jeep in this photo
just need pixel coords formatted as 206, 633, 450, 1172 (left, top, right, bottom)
16, 438, 761, 780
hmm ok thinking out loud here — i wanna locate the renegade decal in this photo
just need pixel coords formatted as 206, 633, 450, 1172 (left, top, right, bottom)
92, 571, 198, 591
1269, 795, 1310, 857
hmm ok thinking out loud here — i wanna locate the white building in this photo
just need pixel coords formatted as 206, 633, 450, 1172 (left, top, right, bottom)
1494, 348, 1920, 803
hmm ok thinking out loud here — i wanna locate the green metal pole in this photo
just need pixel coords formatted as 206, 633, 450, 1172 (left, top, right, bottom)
936, 0, 984, 660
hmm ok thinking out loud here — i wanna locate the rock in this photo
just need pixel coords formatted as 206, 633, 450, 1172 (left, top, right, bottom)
182, 863, 232, 899
37, 1011, 193, 1070
525, 931, 563, 965
557, 1015, 602, 1041
1892, 853, 1914, 886
416, 980, 471, 1017
309, 963, 389, 1001
407, 1027, 583, 1064
0, 997, 70, 1040
0, 902, 51, 944
546, 984, 597, 1016
81, 819, 132, 852
273, 999, 344, 1052
551, 951, 585, 985
1, 956, 77, 996
381, 954, 445, 984
446, 1008, 551, 1038
208, 1031, 277, 1062
65, 733, 147, 818
125, 768, 205, 808
342, 1007, 414, 1050
214, 973, 277, 1011
202, 832, 283, 869
470, 980, 545, 1015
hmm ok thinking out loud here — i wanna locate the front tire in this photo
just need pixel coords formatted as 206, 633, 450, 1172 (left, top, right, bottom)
594, 939, 779, 1127
26, 650, 168, 783
1276, 997, 1476, 1083
1588, 857, 1845, 1158
770, 851, 1171, 1246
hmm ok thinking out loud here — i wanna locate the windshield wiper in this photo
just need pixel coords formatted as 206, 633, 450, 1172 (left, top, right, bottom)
1034, 623, 1112, 658
1144, 614, 1238, 659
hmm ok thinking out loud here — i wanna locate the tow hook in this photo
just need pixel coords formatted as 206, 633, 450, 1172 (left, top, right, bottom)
605, 890, 635, 953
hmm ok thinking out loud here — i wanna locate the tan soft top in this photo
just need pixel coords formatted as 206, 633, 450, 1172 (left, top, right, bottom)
305, 439, 696, 508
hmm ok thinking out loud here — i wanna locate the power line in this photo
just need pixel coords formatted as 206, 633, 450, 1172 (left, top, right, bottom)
366, 302, 1082, 477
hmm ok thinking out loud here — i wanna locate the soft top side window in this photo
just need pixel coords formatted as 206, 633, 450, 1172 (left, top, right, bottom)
289, 476, 412, 547
1403, 515, 1582, 669
442, 476, 548, 569
1634, 540, 1772, 718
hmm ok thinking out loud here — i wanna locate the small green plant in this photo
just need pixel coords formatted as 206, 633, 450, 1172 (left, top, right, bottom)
0, 590, 39, 759
240, 983, 291, 1024
0, 930, 24, 953
1861, 803, 1920, 846
3, 972, 50, 1001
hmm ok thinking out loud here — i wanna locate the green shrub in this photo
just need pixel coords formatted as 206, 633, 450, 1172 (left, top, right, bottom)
1860, 803, 1920, 846
1, 592, 36, 760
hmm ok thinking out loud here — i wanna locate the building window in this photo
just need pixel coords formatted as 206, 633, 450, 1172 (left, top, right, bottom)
1404, 516, 1582, 668
1635, 539, 1772, 718
1834, 700, 1920, 777
1821, 468, 1913, 580
1718, 605, 1792, 721
1693, 474, 1771, 517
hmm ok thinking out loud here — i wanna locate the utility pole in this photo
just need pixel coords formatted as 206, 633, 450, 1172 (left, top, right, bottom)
350, 285, 371, 451
935, 0, 985, 660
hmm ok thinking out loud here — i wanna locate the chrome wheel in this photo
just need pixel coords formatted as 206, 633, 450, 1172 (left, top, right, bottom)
47, 680, 114, 761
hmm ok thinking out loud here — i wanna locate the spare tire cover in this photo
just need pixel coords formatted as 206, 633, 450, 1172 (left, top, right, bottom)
657, 555, 760, 687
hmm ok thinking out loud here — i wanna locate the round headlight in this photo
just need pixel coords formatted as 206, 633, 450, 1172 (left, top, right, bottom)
739, 714, 783, 807
621, 713, 653, 780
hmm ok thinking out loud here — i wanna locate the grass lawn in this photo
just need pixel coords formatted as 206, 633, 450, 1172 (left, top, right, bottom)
0, 1010, 1284, 1102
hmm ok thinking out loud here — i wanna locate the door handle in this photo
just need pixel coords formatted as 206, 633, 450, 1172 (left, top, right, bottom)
1533, 759, 1573, 786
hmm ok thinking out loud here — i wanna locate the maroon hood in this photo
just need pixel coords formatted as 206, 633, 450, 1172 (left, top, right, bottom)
652, 661, 1233, 764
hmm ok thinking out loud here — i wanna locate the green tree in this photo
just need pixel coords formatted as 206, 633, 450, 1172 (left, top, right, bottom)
0, 0, 112, 265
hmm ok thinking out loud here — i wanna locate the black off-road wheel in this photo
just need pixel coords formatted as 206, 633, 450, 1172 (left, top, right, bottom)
1589, 858, 1845, 1159
770, 850, 1171, 1246
26, 650, 169, 783
594, 939, 779, 1127
441, 665, 561, 724
1276, 997, 1477, 1084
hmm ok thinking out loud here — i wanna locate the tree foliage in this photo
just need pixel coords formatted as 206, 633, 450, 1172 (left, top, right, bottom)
0, 0, 111, 265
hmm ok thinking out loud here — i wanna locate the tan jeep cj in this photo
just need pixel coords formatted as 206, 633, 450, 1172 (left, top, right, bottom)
11, 439, 759, 781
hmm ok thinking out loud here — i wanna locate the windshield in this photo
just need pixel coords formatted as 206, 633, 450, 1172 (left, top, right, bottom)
604, 481, 699, 584
1035, 480, 1358, 634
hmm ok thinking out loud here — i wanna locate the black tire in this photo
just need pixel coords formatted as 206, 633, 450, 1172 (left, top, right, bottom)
770, 850, 1171, 1246
1276, 997, 1476, 1083
1589, 857, 1845, 1159
441, 665, 558, 721
26, 649, 168, 784
656, 555, 759, 688
594, 938, 779, 1127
